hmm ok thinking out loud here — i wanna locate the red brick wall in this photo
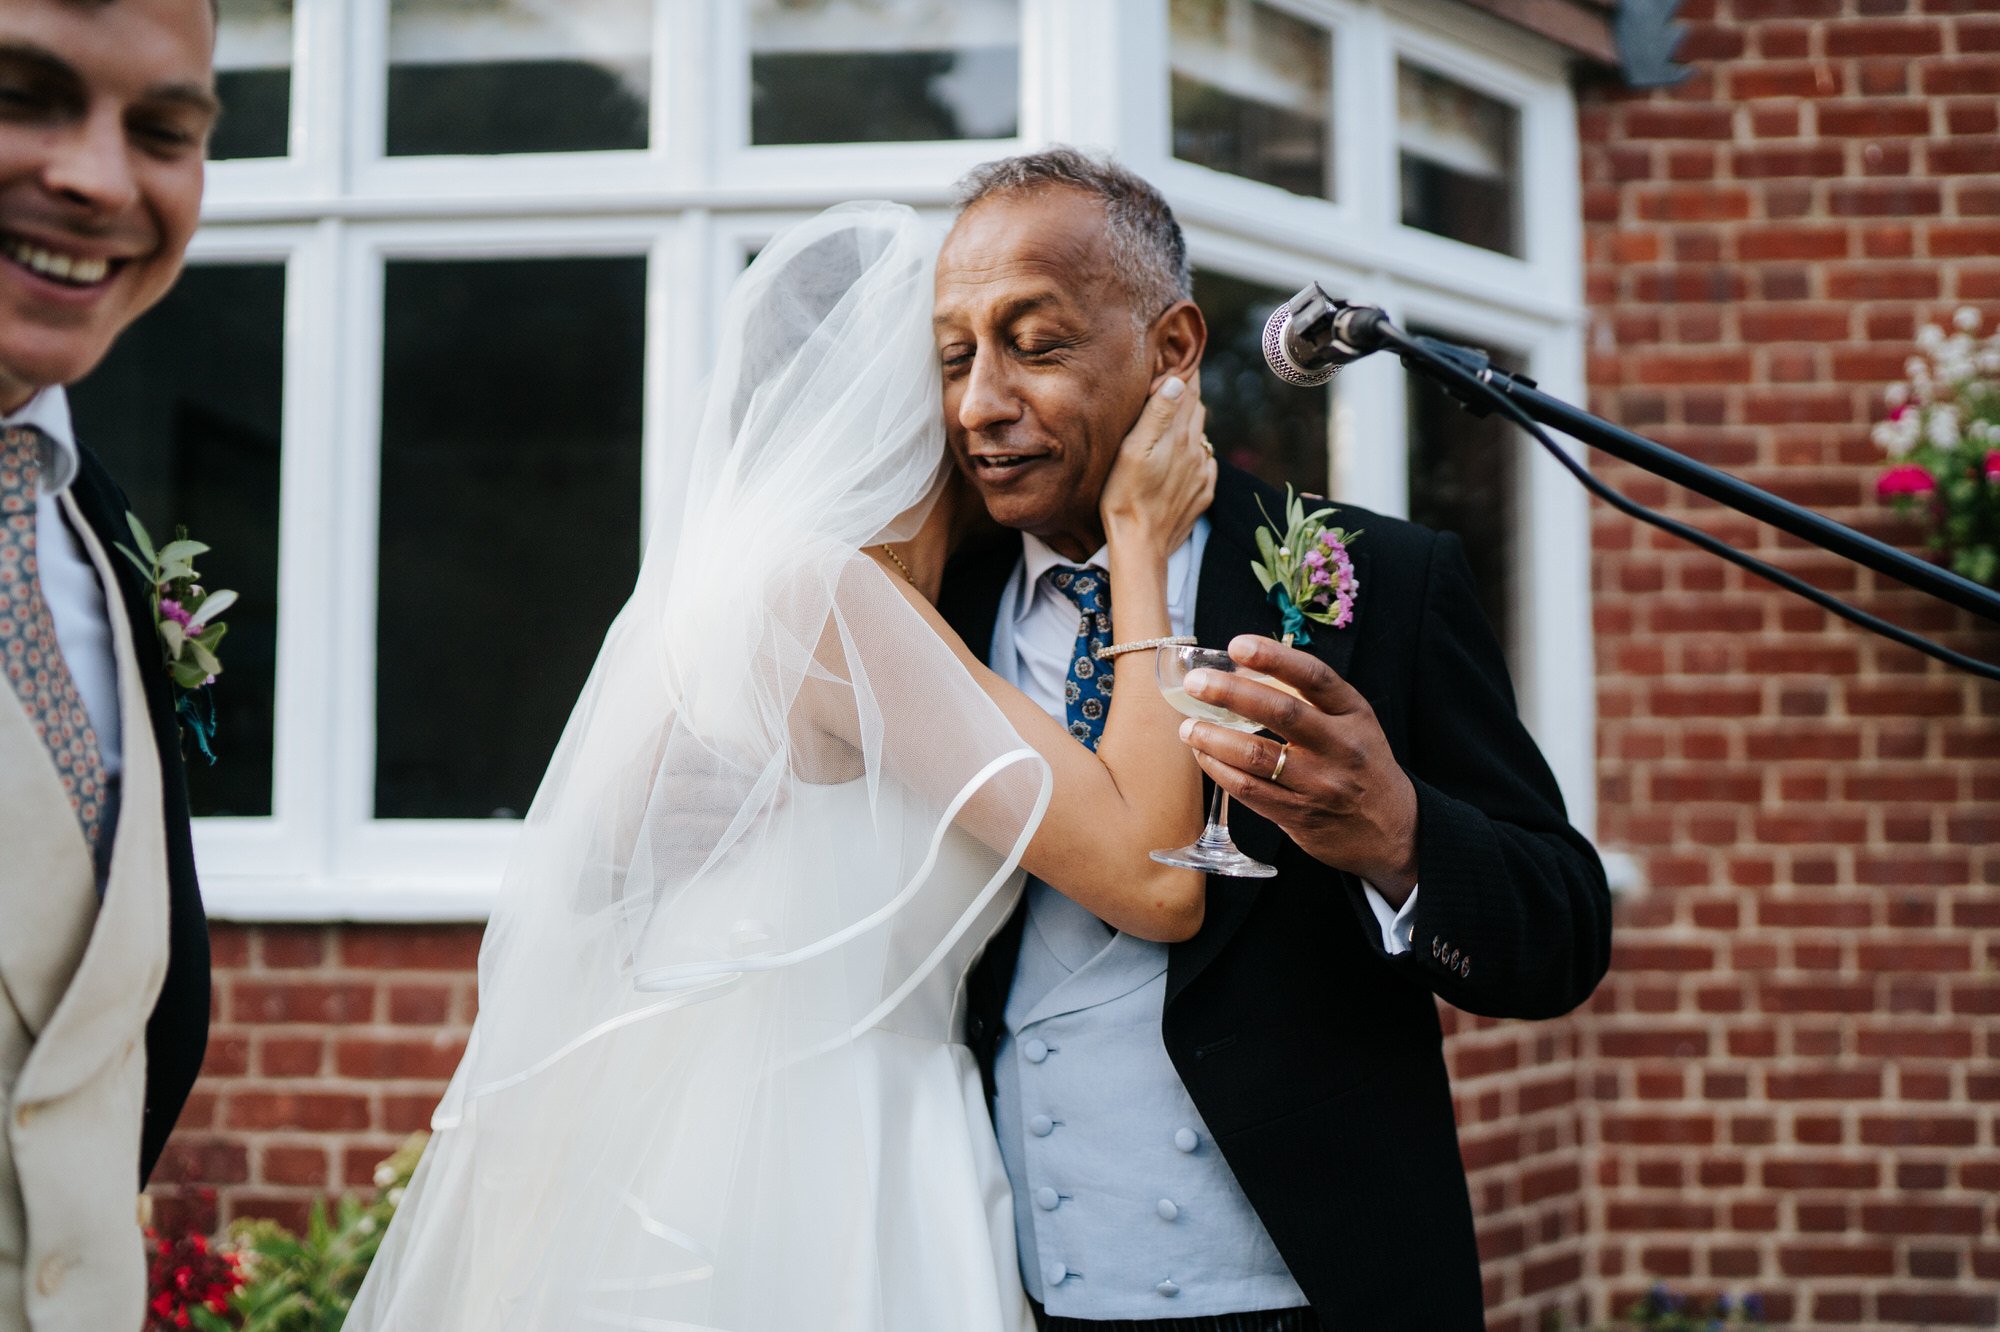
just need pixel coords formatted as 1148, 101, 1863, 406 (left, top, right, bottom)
1578, 0, 2000, 1327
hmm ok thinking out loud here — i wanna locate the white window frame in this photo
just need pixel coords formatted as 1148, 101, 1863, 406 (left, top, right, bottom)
192, 0, 1595, 920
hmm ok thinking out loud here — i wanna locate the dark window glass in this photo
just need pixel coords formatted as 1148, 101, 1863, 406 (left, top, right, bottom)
386, 0, 650, 156
1171, 0, 1333, 200
1406, 328, 1522, 661
212, 0, 292, 160
1398, 63, 1522, 258
750, 0, 1019, 145
1194, 271, 1331, 495
375, 257, 645, 819
69, 264, 286, 817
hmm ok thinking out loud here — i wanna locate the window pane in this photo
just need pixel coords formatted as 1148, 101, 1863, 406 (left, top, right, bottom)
375, 257, 645, 819
1406, 328, 1521, 661
69, 265, 286, 818
751, 0, 1019, 145
213, 0, 291, 161
1195, 271, 1330, 495
1398, 64, 1522, 257
1171, 0, 1333, 200
386, 0, 650, 156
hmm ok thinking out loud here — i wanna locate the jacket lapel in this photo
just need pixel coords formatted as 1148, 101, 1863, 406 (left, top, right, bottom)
1168, 467, 1369, 1008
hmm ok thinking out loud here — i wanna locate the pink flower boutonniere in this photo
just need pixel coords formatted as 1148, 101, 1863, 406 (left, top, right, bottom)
116, 513, 236, 763
1249, 486, 1361, 647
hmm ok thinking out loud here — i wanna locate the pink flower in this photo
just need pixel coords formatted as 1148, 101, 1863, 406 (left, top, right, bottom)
1986, 450, 2000, 482
1876, 464, 1936, 498
158, 598, 195, 629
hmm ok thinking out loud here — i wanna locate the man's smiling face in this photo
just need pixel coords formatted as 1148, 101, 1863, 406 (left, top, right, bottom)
0, 0, 216, 412
933, 187, 1157, 561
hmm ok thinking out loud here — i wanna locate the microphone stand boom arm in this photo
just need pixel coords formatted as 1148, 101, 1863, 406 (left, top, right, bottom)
1332, 307, 2000, 630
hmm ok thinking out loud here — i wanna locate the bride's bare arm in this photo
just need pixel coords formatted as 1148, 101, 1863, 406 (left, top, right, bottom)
875, 381, 1215, 942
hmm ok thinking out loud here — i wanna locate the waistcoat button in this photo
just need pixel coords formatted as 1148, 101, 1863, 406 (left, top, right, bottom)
1173, 1127, 1199, 1153
1156, 1279, 1181, 1297
1156, 1198, 1180, 1221
1035, 1186, 1060, 1211
1044, 1261, 1069, 1286
1028, 1114, 1054, 1137
1023, 1038, 1049, 1064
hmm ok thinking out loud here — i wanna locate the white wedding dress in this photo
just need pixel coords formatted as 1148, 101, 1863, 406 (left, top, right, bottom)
347, 205, 1048, 1331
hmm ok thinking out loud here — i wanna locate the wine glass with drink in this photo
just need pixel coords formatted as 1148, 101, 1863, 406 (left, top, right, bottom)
1151, 644, 1279, 879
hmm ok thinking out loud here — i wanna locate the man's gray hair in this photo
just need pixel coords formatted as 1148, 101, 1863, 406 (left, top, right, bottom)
953, 147, 1192, 321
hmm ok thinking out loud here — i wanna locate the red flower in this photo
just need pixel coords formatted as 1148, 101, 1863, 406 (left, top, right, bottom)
1877, 463, 1936, 498
1986, 449, 1999, 481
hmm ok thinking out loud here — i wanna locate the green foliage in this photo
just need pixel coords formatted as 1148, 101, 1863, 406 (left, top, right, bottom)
1872, 308, 2000, 587
221, 1134, 426, 1332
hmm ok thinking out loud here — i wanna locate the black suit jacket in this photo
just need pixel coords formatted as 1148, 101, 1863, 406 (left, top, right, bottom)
65, 445, 211, 1186
942, 463, 1609, 1331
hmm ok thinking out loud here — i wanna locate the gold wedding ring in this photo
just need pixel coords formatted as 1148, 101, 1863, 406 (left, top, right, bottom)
1200, 435, 1215, 457
1269, 742, 1290, 785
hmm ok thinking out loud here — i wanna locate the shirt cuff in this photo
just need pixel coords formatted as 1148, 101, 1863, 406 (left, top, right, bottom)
1363, 881, 1419, 956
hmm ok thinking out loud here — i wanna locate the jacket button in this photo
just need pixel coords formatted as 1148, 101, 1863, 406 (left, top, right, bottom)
969, 1017, 986, 1040
1174, 1127, 1199, 1153
1028, 1114, 1054, 1137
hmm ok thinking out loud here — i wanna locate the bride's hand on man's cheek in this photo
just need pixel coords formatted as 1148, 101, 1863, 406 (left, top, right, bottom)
1101, 376, 1215, 557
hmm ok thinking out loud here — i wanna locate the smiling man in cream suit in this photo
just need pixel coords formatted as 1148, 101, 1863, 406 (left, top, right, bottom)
0, 1, 220, 1328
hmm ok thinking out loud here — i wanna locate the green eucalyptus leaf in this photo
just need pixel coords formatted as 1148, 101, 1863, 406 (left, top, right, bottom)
186, 639, 223, 678
157, 538, 210, 565
188, 588, 237, 627
171, 661, 211, 690
124, 512, 157, 565
198, 621, 229, 652
1249, 559, 1273, 590
160, 620, 186, 656
114, 543, 156, 583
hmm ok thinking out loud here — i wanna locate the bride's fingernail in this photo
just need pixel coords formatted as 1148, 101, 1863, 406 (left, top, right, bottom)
1184, 668, 1209, 694
1179, 719, 1195, 741
1160, 375, 1185, 400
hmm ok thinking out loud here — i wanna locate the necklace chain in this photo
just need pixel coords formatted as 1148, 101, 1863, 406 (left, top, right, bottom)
877, 544, 918, 587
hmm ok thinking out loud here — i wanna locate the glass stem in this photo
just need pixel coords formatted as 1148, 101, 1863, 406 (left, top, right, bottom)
1197, 784, 1233, 847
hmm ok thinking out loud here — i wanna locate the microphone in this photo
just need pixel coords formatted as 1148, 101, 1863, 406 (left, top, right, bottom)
1260, 283, 1396, 387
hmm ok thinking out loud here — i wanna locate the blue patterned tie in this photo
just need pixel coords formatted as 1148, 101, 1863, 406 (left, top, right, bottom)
1048, 564, 1113, 751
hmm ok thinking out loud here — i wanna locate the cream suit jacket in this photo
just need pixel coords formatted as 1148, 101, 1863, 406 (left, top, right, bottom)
0, 491, 169, 1332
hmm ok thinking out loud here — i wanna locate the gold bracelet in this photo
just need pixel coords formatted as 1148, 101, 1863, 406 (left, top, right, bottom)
1092, 635, 1196, 661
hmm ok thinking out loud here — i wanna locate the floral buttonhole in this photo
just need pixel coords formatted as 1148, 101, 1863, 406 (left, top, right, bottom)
1248, 485, 1361, 648
115, 513, 236, 764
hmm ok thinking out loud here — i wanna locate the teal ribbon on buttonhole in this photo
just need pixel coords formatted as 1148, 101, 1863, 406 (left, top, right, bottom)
177, 687, 219, 765
1269, 586, 1313, 648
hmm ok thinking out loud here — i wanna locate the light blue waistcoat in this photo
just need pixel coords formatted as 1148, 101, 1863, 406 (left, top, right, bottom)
993, 881, 1308, 1318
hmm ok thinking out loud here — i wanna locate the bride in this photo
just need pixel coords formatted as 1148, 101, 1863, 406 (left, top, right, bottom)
347, 202, 1215, 1330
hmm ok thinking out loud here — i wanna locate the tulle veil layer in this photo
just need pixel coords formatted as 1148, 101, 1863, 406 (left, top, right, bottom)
347, 203, 1050, 1330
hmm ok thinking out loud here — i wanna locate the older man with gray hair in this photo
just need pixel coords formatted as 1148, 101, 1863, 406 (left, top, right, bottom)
937, 147, 1609, 1332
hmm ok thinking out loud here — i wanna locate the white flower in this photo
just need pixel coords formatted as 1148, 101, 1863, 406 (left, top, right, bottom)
374, 1165, 397, 1187
1886, 383, 1909, 408
1927, 404, 1961, 448
386, 1186, 406, 1207
1276, 546, 1290, 557
1954, 306, 1981, 332
357, 1215, 378, 1235
1906, 356, 1930, 381
1876, 413, 1920, 457
1979, 348, 2000, 375
1918, 323, 1945, 349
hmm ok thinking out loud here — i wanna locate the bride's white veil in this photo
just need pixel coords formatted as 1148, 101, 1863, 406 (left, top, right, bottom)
348, 203, 1051, 1330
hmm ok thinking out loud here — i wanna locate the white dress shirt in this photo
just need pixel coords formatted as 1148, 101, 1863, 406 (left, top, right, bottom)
9, 386, 123, 779
991, 519, 1416, 954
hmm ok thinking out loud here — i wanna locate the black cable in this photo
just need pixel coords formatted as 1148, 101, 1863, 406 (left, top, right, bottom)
1379, 325, 2000, 685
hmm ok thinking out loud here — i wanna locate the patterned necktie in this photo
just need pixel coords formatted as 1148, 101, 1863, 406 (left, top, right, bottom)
0, 425, 109, 852
1048, 564, 1114, 752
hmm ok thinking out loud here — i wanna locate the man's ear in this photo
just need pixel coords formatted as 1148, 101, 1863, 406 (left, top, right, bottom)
1148, 299, 1207, 390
